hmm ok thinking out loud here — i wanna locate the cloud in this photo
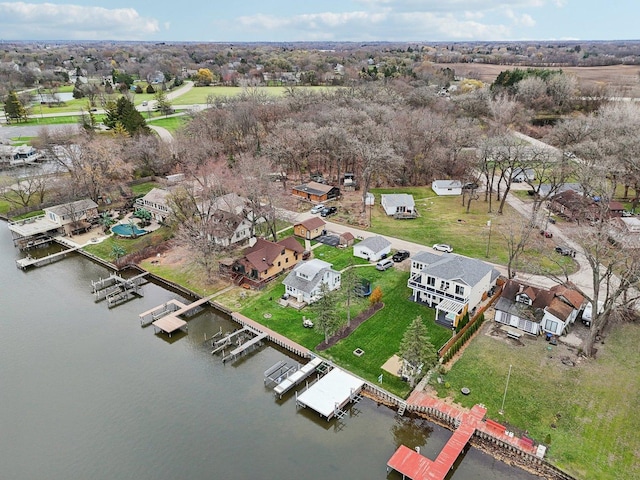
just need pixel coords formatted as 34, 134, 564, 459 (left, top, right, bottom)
235, 9, 513, 41
0, 2, 160, 40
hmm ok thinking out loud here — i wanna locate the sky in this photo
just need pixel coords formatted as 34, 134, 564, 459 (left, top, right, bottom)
0, 1, 638, 43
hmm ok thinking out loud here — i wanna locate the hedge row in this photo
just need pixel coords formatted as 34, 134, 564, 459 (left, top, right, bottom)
441, 313, 485, 364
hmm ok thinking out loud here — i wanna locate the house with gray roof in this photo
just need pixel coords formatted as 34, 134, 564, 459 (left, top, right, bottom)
408, 251, 499, 328
353, 236, 392, 262
136, 187, 171, 222
282, 259, 341, 304
381, 194, 416, 218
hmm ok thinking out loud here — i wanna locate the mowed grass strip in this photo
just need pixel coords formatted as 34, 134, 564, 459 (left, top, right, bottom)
432, 323, 640, 480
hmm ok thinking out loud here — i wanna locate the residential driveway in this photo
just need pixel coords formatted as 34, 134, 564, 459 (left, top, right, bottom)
315, 234, 340, 246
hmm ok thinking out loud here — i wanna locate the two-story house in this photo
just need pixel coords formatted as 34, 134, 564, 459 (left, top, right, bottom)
136, 188, 171, 222
229, 236, 304, 286
282, 259, 341, 304
407, 251, 499, 328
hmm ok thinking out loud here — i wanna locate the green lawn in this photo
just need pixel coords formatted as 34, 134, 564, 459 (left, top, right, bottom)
312, 243, 370, 270
130, 182, 160, 196
369, 187, 577, 276
146, 115, 189, 132
227, 262, 452, 398
432, 323, 640, 480
83, 227, 172, 260
173, 85, 333, 105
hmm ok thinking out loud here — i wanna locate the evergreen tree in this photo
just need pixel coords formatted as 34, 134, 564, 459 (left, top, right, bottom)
311, 282, 343, 343
398, 316, 438, 386
154, 88, 173, 116
104, 97, 150, 136
339, 262, 359, 327
4, 91, 28, 123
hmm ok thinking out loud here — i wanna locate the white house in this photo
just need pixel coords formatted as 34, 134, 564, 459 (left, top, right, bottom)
408, 251, 499, 328
353, 236, 392, 262
431, 180, 462, 196
282, 259, 341, 304
380, 194, 416, 217
494, 280, 585, 336
136, 188, 171, 222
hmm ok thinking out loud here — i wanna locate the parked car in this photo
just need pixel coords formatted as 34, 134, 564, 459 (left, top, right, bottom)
433, 243, 453, 253
310, 204, 325, 214
540, 230, 553, 238
555, 245, 575, 257
462, 182, 479, 190
320, 206, 337, 217
392, 250, 410, 262
375, 258, 394, 271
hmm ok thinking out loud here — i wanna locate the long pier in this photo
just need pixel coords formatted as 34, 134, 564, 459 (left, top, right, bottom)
16, 245, 81, 269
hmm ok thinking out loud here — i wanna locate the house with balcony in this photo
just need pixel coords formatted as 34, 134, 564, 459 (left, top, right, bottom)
136, 187, 171, 222
282, 259, 341, 304
407, 251, 499, 328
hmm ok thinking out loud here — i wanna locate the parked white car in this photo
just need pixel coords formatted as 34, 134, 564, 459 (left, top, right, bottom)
310, 204, 325, 214
433, 243, 453, 253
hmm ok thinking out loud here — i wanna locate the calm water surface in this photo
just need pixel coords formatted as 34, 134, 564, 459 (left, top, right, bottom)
0, 224, 539, 480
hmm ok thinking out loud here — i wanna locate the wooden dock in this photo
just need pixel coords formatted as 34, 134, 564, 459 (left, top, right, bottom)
387, 404, 486, 480
143, 294, 216, 337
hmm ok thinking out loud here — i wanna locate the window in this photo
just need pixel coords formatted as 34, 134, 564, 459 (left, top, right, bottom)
455, 285, 465, 296
277, 261, 281, 267
426, 276, 435, 286
545, 319, 559, 333
440, 281, 449, 290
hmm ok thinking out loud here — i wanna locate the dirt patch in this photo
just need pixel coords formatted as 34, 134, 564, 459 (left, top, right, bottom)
316, 302, 383, 350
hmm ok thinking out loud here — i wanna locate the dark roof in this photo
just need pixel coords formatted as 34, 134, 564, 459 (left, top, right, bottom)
292, 181, 336, 196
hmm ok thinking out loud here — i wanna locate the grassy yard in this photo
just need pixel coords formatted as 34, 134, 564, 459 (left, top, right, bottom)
173, 85, 334, 105
312, 243, 370, 270
214, 262, 453, 398
83, 227, 172, 260
146, 115, 189, 132
432, 322, 640, 480
369, 187, 577, 276
130, 181, 160, 196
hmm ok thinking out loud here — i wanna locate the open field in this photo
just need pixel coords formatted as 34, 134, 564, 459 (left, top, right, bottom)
146, 115, 189, 133
173, 85, 333, 105
439, 63, 640, 97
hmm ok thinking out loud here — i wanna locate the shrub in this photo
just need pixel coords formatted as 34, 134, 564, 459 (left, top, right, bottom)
146, 84, 156, 94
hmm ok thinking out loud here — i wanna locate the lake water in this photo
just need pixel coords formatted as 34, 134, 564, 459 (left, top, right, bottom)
0, 223, 539, 480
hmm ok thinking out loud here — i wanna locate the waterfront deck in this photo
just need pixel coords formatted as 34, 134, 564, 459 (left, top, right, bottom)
387, 404, 486, 480
147, 294, 217, 337
296, 367, 364, 420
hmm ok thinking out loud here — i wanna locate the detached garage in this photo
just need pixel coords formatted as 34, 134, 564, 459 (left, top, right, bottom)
292, 181, 341, 203
432, 180, 462, 196
353, 236, 391, 262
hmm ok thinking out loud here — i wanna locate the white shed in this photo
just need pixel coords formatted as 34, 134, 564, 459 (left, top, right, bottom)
432, 180, 462, 196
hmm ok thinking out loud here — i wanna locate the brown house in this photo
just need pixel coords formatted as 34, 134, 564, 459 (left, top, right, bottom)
294, 217, 326, 240
229, 236, 304, 285
549, 190, 624, 223
292, 181, 340, 203
339, 232, 355, 247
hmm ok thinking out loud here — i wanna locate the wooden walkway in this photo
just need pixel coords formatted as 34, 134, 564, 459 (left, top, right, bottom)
230, 312, 311, 359
145, 294, 216, 336
388, 391, 539, 480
